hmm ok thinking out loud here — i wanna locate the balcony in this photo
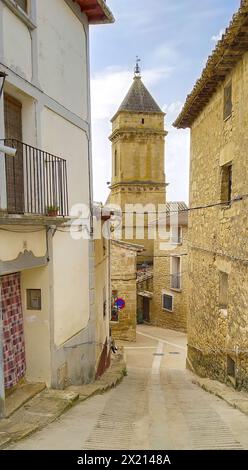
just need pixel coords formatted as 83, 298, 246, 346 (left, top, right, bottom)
170, 273, 181, 290
1, 139, 68, 218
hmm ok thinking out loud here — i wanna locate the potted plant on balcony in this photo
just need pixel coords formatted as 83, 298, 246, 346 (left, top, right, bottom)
46, 205, 59, 217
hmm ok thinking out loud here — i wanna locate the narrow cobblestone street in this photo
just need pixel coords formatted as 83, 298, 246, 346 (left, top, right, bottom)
10, 326, 248, 450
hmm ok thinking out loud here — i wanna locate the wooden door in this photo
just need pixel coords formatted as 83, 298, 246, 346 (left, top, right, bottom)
4, 94, 24, 213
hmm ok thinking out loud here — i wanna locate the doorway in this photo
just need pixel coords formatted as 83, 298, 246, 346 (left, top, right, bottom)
143, 297, 150, 323
0, 273, 26, 390
4, 94, 24, 214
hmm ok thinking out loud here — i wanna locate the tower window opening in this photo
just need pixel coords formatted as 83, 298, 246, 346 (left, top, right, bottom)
141, 118, 145, 124
114, 150, 118, 177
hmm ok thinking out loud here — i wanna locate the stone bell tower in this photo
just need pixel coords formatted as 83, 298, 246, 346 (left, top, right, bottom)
108, 60, 167, 263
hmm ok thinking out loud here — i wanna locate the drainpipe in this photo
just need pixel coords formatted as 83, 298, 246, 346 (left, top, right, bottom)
84, 13, 96, 380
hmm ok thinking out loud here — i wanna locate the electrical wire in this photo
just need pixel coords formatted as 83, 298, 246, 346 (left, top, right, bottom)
119, 192, 248, 214
2, 191, 247, 233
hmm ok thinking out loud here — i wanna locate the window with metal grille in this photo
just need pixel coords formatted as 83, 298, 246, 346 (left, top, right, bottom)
220, 164, 232, 205
224, 82, 232, 120
162, 293, 173, 312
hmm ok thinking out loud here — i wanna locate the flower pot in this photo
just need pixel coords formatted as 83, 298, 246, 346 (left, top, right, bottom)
47, 208, 59, 217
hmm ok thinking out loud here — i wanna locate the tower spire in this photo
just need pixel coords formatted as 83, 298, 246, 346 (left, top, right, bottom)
134, 56, 141, 78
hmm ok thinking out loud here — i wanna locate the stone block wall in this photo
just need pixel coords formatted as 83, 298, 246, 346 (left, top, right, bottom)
188, 51, 248, 389
150, 226, 188, 333
111, 241, 140, 342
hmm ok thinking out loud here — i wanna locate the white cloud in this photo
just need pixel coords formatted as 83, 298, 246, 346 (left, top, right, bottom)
91, 66, 172, 121
163, 101, 184, 124
154, 43, 179, 63
163, 101, 190, 203
211, 28, 225, 42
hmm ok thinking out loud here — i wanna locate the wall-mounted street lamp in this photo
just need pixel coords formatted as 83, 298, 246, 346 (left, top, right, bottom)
0, 143, 17, 157
0, 71, 7, 99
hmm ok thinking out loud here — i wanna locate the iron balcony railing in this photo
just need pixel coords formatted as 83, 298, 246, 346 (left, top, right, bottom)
2, 139, 69, 217
170, 273, 181, 290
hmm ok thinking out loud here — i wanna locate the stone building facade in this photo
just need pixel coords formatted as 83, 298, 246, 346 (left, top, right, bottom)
111, 240, 143, 342
94, 210, 111, 378
174, 1, 248, 390
150, 203, 188, 333
0, 0, 114, 417
108, 65, 167, 264
137, 267, 153, 324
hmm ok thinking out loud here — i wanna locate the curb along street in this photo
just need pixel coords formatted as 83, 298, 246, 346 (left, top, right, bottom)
0, 351, 126, 450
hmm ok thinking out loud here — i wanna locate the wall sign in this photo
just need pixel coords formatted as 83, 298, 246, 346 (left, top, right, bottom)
115, 298, 125, 310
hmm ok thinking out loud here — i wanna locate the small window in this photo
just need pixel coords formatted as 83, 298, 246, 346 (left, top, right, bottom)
227, 356, 235, 378
114, 150, 118, 177
224, 82, 232, 120
219, 272, 228, 309
171, 256, 181, 290
220, 164, 232, 205
141, 118, 145, 124
27, 289, 41, 310
162, 293, 173, 312
16, 0, 28, 13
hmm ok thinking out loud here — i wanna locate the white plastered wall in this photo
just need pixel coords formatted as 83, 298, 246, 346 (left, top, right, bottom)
40, 108, 90, 346
21, 266, 51, 386
0, 229, 47, 262
36, 0, 88, 120
2, 4, 32, 80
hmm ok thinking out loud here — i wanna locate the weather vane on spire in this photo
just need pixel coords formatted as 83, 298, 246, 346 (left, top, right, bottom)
134, 56, 141, 77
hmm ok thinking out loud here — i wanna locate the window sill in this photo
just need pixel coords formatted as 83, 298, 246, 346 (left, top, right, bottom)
221, 202, 232, 209
220, 204, 235, 219
162, 308, 173, 313
227, 375, 236, 388
170, 287, 182, 293
223, 114, 232, 123
2, 0, 36, 30
219, 308, 228, 318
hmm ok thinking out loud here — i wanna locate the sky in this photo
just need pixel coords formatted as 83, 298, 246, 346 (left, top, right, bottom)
89, 0, 240, 204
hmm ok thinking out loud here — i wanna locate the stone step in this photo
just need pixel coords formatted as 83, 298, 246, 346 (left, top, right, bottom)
5, 382, 46, 418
